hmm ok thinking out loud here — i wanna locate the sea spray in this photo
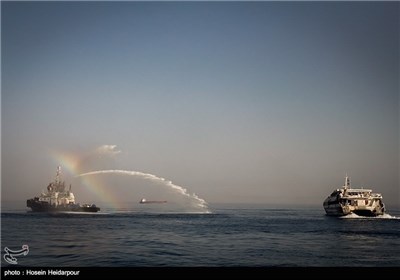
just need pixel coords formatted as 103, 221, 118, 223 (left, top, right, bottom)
340, 213, 399, 219
77, 169, 210, 212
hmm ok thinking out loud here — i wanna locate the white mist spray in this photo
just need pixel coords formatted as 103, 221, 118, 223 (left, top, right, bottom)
77, 169, 209, 212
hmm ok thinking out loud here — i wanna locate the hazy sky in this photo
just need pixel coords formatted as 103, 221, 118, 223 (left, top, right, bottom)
2, 1, 399, 208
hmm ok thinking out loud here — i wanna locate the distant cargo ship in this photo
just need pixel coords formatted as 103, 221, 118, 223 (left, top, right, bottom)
27, 166, 100, 213
139, 198, 167, 204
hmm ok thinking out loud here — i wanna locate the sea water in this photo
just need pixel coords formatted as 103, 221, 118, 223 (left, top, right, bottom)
1, 203, 399, 267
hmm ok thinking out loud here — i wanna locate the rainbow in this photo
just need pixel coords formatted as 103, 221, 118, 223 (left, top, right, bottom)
50, 150, 121, 209
77, 170, 209, 211
49, 149, 210, 212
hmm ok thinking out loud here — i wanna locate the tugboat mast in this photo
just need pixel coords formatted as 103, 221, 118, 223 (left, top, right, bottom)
344, 174, 350, 189
55, 166, 62, 185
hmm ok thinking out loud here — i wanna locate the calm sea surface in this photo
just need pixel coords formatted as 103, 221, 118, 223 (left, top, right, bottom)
1, 204, 399, 267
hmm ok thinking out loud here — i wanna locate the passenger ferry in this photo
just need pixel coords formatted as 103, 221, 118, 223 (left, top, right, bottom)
323, 175, 385, 217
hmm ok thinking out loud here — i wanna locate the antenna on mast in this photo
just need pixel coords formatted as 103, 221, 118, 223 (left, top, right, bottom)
55, 166, 62, 185
344, 173, 350, 189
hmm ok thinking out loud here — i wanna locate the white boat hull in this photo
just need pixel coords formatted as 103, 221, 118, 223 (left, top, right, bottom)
323, 197, 385, 217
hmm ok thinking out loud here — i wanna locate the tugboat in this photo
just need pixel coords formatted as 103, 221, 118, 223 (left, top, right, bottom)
323, 175, 385, 217
27, 166, 100, 212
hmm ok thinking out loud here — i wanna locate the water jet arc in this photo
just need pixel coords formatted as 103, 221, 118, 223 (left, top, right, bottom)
77, 169, 209, 211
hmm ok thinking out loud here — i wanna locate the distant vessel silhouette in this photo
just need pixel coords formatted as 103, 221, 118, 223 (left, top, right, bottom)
139, 198, 167, 204
27, 166, 100, 212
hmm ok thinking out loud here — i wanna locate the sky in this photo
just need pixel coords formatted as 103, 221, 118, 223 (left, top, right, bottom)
1, 1, 399, 209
